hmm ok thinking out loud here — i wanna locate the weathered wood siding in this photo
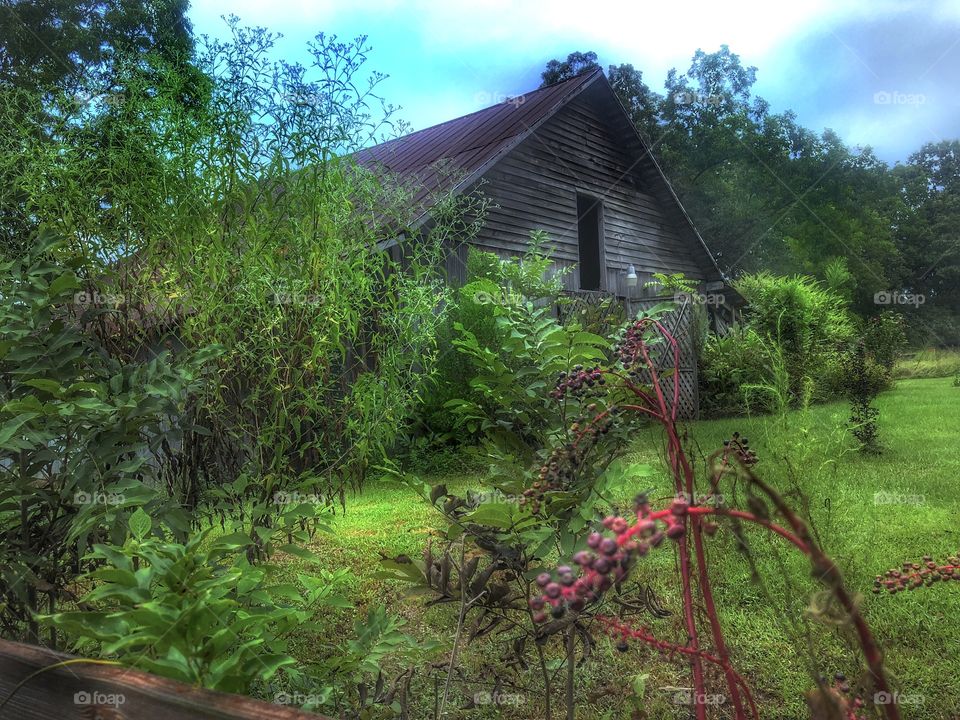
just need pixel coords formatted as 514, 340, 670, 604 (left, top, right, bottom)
452, 81, 717, 296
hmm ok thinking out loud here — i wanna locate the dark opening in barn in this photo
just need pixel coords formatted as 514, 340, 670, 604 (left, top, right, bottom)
576, 193, 602, 290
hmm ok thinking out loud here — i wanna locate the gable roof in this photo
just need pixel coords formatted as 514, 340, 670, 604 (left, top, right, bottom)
355, 69, 724, 281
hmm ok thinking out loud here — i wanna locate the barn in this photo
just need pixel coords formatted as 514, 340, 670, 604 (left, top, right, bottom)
355, 68, 738, 416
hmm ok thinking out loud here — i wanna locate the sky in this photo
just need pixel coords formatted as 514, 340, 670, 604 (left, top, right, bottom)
186, 0, 960, 164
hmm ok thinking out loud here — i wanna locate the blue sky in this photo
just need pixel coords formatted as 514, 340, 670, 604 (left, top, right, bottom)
187, 0, 960, 163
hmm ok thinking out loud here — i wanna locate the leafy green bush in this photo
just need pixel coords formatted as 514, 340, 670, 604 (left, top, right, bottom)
45, 508, 434, 714
445, 299, 609, 471
0, 233, 210, 643
733, 272, 855, 403
698, 326, 786, 416
418, 232, 570, 438
842, 340, 887, 453
46, 511, 351, 693
418, 278, 506, 435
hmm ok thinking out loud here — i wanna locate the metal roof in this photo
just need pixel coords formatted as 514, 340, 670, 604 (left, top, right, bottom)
353, 69, 603, 224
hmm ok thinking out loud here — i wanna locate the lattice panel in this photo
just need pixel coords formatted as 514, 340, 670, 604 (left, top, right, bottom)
628, 297, 700, 420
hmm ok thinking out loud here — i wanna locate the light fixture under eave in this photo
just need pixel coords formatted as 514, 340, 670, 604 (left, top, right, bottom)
626, 265, 638, 288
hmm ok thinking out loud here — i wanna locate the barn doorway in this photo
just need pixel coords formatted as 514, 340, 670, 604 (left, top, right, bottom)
576, 194, 603, 291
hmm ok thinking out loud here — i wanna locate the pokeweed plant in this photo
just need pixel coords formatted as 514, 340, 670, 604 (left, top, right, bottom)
522, 316, 902, 720
381, 306, 674, 718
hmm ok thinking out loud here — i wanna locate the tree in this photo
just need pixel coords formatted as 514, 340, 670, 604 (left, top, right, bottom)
0, 0, 194, 94
539, 50, 599, 86
0, 1, 209, 261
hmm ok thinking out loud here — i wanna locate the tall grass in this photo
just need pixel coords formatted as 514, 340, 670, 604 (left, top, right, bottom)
894, 347, 960, 379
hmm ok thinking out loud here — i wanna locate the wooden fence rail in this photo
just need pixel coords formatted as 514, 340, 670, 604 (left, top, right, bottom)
0, 639, 332, 720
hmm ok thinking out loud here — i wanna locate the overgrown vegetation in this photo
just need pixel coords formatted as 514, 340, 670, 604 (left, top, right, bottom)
1, 5, 958, 720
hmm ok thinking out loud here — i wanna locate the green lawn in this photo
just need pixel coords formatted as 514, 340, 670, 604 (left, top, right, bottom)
290, 378, 960, 719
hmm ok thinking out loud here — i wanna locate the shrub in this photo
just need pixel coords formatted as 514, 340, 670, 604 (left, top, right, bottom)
419, 233, 572, 443
698, 326, 785, 416
862, 311, 907, 388
418, 278, 508, 435
445, 296, 609, 470
0, 233, 209, 644
842, 339, 887, 453
734, 272, 855, 403
45, 514, 351, 693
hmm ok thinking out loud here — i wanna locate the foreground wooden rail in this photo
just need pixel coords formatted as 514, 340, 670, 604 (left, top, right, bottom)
0, 639, 332, 719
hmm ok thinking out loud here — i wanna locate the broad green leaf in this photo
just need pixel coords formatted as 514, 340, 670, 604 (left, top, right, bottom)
128, 508, 152, 540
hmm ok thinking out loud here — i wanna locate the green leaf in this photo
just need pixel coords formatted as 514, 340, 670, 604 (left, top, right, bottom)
0, 412, 39, 449
128, 508, 152, 540
250, 653, 297, 681
22, 379, 64, 396
462, 502, 515, 529
210, 533, 254, 552
47, 272, 79, 299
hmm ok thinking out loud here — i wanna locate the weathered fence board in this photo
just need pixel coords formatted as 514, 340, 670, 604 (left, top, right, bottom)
0, 639, 331, 720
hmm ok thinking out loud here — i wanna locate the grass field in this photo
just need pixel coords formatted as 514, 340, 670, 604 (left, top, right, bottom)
286, 378, 960, 719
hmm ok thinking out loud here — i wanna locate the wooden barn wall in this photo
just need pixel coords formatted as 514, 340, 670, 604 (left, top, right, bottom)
458, 86, 715, 296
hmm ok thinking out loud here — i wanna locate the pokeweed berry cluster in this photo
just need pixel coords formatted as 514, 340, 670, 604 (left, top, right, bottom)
819, 673, 866, 720
874, 552, 960, 593
520, 404, 615, 514
615, 318, 652, 369
549, 365, 605, 400
527, 494, 690, 623
723, 431, 758, 467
